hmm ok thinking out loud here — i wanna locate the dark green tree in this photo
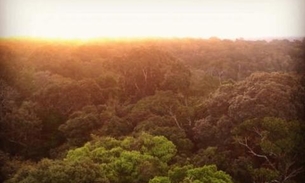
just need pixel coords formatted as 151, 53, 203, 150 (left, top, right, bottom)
233, 117, 304, 183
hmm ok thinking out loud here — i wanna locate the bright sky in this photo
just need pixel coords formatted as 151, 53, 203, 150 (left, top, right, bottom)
0, 0, 304, 39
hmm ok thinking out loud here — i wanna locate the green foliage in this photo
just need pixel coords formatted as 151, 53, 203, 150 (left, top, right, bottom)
137, 133, 177, 162
102, 47, 190, 100
130, 91, 194, 130
233, 117, 304, 183
250, 167, 279, 183
96, 74, 121, 99
6, 159, 109, 183
169, 165, 193, 183
160, 62, 191, 93
34, 78, 105, 116
1, 38, 304, 183
65, 133, 176, 183
189, 70, 220, 97
0, 101, 43, 158
7, 133, 176, 183
134, 117, 194, 155
234, 117, 302, 157
167, 165, 233, 183
194, 72, 305, 148
229, 156, 253, 183
149, 176, 171, 183
59, 105, 102, 146
184, 165, 233, 183
191, 147, 229, 170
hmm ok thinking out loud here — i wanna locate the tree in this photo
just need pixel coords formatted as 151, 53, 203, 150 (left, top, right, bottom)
159, 165, 233, 183
1, 101, 43, 158
7, 133, 176, 183
168, 165, 193, 183
59, 105, 103, 146
0, 45, 19, 84
65, 133, 176, 183
6, 158, 109, 183
233, 117, 304, 183
103, 47, 191, 101
183, 165, 233, 183
34, 78, 105, 116
134, 116, 194, 155
130, 91, 194, 130
149, 176, 171, 183
191, 147, 229, 171
194, 72, 305, 148
160, 62, 191, 94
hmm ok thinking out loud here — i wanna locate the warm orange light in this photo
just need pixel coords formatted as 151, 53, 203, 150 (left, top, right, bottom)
1, 0, 304, 39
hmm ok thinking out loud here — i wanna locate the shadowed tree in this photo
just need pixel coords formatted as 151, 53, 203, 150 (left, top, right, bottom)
233, 117, 304, 183
194, 72, 305, 148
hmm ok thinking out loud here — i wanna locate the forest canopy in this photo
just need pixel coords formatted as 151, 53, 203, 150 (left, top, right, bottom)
0, 37, 305, 183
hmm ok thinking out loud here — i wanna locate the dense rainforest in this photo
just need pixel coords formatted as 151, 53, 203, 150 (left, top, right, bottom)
0, 37, 305, 183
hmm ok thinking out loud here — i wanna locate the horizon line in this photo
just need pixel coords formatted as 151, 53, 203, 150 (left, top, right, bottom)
1, 35, 304, 42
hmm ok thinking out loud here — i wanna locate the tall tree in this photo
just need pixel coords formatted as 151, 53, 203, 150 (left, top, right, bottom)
233, 117, 304, 183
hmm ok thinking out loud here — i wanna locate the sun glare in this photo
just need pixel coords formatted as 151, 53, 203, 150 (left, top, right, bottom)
1, 0, 304, 40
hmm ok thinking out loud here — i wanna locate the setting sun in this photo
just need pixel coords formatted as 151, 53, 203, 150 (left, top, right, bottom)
1, 0, 305, 39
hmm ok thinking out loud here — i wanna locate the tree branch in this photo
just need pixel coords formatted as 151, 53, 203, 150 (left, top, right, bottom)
252, 127, 263, 138
168, 105, 182, 130
282, 160, 303, 182
237, 137, 277, 170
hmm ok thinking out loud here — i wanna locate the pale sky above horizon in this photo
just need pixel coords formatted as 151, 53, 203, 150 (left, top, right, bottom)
1, 0, 304, 39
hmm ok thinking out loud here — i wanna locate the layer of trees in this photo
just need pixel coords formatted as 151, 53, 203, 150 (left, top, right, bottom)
1, 38, 304, 183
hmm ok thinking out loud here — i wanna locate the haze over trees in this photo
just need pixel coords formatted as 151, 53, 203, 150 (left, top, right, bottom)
0, 37, 304, 183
